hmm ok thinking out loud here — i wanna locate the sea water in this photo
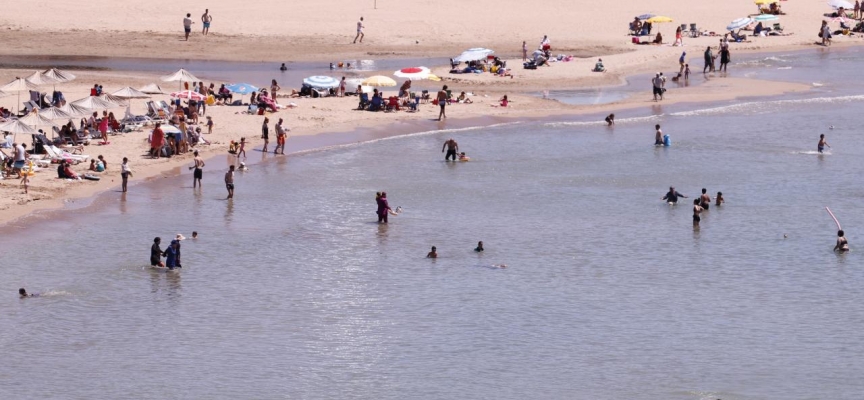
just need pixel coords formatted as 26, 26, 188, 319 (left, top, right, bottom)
3, 48, 864, 399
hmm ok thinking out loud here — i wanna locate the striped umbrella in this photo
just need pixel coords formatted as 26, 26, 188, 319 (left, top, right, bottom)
727, 17, 754, 31
225, 83, 259, 94
302, 76, 340, 89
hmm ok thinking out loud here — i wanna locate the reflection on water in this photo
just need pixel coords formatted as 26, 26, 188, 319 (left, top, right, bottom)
3, 48, 864, 399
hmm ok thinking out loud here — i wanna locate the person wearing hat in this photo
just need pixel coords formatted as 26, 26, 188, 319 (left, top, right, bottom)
151, 237, 166, 268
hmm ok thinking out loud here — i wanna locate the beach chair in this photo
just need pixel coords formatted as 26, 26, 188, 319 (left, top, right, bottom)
22, 101, 39, 114
357, 93, 369, 110
689, 23, 699, 37
421, 90, 430, 103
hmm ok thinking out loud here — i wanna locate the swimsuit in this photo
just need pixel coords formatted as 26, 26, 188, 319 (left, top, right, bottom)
226, 183, 234, 190
446, 148, 457, 161
818, 146, 825, 153
194, 168, 203, 179
203, 22, 211, 28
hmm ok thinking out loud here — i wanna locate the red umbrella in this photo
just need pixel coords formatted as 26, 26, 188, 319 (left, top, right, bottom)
394, 66, 432, 79
170, 90, 206, 101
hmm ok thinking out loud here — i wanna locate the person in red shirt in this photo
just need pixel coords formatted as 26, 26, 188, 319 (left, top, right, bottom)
151, 123, 165, 159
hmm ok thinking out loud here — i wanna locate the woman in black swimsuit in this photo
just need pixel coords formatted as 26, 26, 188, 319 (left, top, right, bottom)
834, 230, 850, 252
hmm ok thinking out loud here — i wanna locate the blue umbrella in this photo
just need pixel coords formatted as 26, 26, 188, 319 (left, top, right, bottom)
637, 13, 655, 20
226, 83, 259, 94
303, 76, 340, 89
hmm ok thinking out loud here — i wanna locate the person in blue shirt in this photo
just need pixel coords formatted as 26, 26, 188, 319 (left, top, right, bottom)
164, 240, 181, 270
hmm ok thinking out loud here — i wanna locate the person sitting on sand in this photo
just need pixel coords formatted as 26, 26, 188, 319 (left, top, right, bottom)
427, 246, 438, 259
458, 152, 470, 161
652, 32, 663, 44
457, 92, 473, 104
500, 95, 509, 107
592, 58, 606, 72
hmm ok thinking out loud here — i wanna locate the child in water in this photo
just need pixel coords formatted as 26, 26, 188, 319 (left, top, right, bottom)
715, 191, 725, 206
228, 140, 238, 154
458, 152, 471, 161
475, 241, 484, 252
427, 246, 438, 258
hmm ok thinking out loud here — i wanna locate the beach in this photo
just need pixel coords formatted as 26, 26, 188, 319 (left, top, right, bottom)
4, 1, 864, 398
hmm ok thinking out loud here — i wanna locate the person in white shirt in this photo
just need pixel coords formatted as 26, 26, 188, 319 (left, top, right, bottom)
183, 13, 194, 41
353, 17, 365, 44
13, 143, 27, 178
120, 157, 133, 192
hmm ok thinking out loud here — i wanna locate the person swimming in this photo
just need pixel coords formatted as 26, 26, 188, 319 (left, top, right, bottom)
427, 246, 438, 258
834, 229, 850, 252
475, 241, 484, 252
18, 288, 38, 298
458, 152, 471, 161
605, 113, 615, 126
280, 63, 287, 71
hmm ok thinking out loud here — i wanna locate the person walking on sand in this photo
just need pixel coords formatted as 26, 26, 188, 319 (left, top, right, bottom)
121, 157, 132, 192
225, 164, 235, 199
821, 20, 832, 46
339, 77, 347, 97
703, 46, 713, 73
437, 85, 449, 121
353, 17, 365, 43
274, 118, 288, 155
261, 117, 270, 152
678, 51, 686, 75
183, 13, 194, 41
818, 133, 831, 153
189, 150, 205, 189
201, 9, 212, 35
442, 138, 459, 161
522, 41, 528, 62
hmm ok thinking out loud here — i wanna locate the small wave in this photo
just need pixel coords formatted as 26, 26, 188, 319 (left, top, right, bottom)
812, 82, 824, 87
37, 290, 74, 297
793, 151, 830, 155
543, 114, 662, 128
670, 95, 864, 117
777, 66, 792, 70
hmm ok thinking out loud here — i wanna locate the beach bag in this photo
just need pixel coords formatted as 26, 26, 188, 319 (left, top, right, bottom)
523, 62, 537, 70
632, 37, 640, 44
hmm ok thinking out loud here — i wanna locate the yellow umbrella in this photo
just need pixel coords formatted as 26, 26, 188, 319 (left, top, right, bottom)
646, 16, 673, 23
362, 76, 397, 87
754, 0, 775, 4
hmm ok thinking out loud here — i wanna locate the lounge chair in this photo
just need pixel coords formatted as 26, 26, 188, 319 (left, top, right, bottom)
421, 90, 430, 103
47, 145, 89, 162
357, 93, 369, 110
772, 23, 783, 32
689, 23, 699, 38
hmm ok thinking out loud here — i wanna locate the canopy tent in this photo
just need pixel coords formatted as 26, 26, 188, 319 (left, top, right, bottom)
161, 69, 200, 91
112, 86, 151, 99
727, 17, 754, 31
59, 103, 92, 118
362, 76, 397, 87
394, 67, 432, 80
138, 83, 165, 94
71, 96, 119, 111
453, 48, 494, 62
225, 83, 259, 94
25, 71, 57, 86
302, 76, 341, 89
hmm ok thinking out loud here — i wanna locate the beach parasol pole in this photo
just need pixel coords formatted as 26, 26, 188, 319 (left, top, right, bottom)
826, 207, 842, 230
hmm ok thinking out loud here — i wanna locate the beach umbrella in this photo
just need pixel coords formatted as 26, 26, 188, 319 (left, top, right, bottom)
0, 119, 40, 141
41, 68, 76, 84
637, 13, 655, 20
0, 90, 9, 99
170, 90, 207, 101
161, 68, 200, 91
302, 76, 341, 89
727, 17, 754, 31
754, 0, 775, 4
18, 112, 59, 127
754, 14, 780, 22
646, 16, 673, 23
0, 78, 42, 114
453, 48, 494, 62
71, 96, 118, 111
225, 83, 259, 94
112, 87, 151, 99
138, 83, 165, 94
362, 76, 397, 87
25, 71, 58, 86
829, 0, 854, 9
345, 79, 374, 94
36, 107, 73, 120
427, 74, 442, 82
59, 103, 92, 118
394, 67, 432, 79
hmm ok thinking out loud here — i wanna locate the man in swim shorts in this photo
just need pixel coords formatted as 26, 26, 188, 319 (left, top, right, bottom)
662, 186, 687, 204
692, 199, 703, 225
225, 164, 235, 199
201, 9, 212, 35
818, 134, 830, 153
437, 85, 448, 121
183, 13, 194, 41
700, 188, 711, 210
353, 17, 365, 44
442, 138, 459, 161
189, 150, 205, 189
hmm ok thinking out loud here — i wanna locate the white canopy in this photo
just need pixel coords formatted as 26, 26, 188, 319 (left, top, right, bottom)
112, 86, 151, 99
453, 48, 494, 62
138, 83, 165, 94
41, 68, 76, 83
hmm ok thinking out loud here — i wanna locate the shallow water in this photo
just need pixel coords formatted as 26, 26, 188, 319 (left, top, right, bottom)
3, 48, 864, 399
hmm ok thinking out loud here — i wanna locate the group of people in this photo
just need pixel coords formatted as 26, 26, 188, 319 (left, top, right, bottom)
150, 233, 195, 270
661, 186, 725, 226
148, 120, 210, 159
182, 9, 213, 40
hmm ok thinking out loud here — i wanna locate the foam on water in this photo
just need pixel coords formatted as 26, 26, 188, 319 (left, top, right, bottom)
669, 94, 864, 117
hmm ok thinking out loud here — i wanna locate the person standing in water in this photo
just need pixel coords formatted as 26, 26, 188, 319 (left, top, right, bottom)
834, 230, 850, 252
692, 199, 703, 225
164, 240, 180, 270
427, 246, 438, 258
475, 241, 484, 252
662, 186, 687, 204
189, 150, 205, 189
261, 117, 270, 152
654, 124, 664, 146
818, 134, 831, 153
715, 192, 725, 206
151, 237, 165, 268
377, 191, 392, 224
700, 188, 711, 210
225, 165, 235, 199
442, 138, 459, 161
120, 157, 132, 192
274, 118, 288, 155
605, 114, 615, 126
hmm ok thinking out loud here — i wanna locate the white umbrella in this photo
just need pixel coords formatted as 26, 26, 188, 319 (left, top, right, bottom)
0, 90, 9, 99
453, 48, 494, 62
71, 96, 118, 110
41, 68, 76, 83
100, 94, 128, 107
302, 76, 340, 89
138, 83, 165, 94
0, 78, 42, 114
112, 87, 151, 99
161, 68, 200, 91
59, 103, 92, 118
25, 71, 58, 86
394, 66, 432, 79
37, 107, 73, 120
0, 119, 40, 141
727, 17, 754, 31
345, 79, 374, 94
829, 0, 854, 9
19, 112, 59, 127
170, 90, 207, 101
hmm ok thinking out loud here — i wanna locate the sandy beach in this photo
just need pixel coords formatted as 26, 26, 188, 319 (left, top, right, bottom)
0, 0, 855, 225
